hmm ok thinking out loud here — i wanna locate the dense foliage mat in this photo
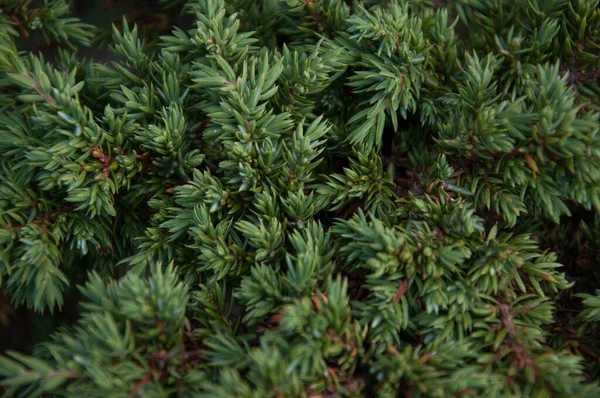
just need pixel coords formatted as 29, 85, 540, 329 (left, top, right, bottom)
1, 0, 600, 396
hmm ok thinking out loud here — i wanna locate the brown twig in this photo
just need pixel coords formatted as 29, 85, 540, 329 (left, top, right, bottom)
129, 370, 153, 398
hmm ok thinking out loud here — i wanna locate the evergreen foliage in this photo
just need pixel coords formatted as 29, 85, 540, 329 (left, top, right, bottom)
1, 0, 600, 396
